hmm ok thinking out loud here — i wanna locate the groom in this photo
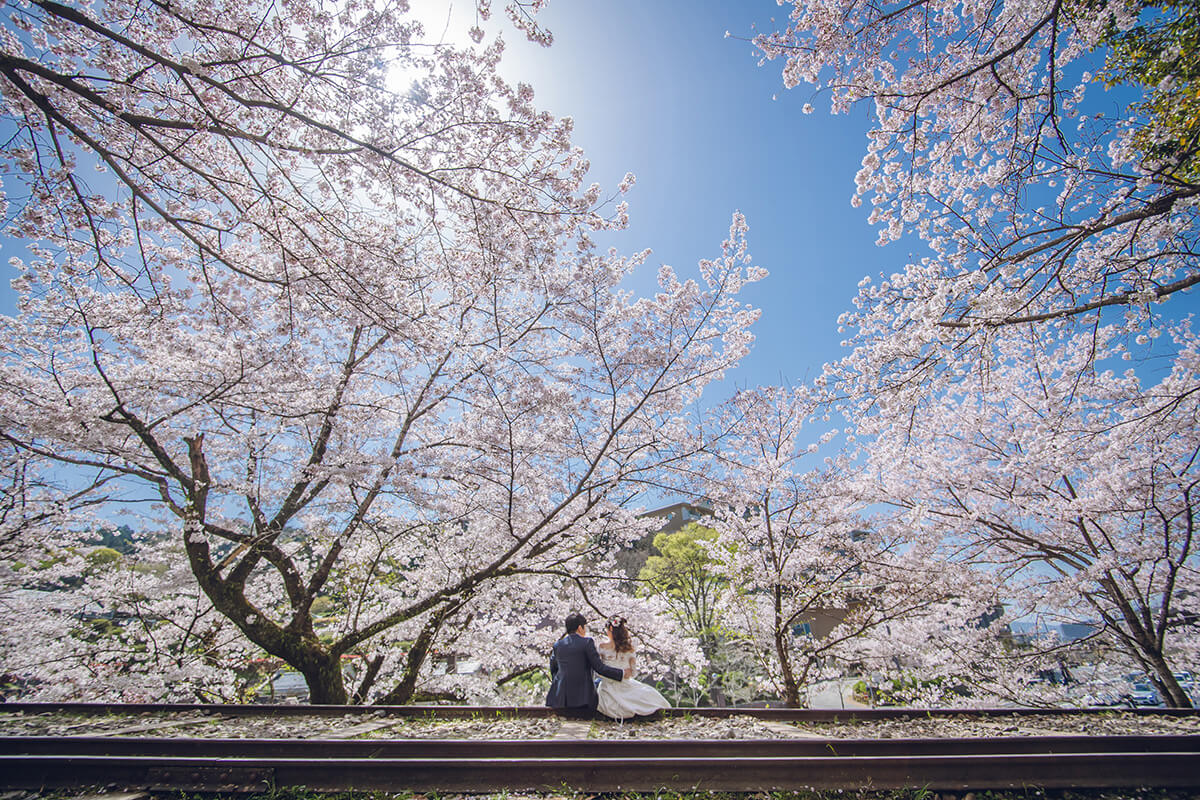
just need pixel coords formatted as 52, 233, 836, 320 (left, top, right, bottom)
545, 612, 624, 711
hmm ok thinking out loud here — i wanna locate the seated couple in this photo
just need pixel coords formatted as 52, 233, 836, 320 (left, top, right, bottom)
545, 612, 669, 720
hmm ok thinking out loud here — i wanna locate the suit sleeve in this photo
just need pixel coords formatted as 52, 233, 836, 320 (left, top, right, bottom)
585, 638, 624, 681
549, 645, 559, 677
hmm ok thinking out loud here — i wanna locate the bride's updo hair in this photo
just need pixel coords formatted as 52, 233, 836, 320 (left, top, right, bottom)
607, 616, 633, 653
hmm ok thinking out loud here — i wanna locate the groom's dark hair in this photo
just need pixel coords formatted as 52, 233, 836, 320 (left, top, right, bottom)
564, 612, 586, 634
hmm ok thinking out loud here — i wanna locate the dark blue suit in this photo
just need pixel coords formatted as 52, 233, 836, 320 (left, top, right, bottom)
545, 632, 623, 709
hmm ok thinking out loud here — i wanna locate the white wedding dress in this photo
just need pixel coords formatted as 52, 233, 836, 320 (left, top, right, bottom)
595, 643, 670, 720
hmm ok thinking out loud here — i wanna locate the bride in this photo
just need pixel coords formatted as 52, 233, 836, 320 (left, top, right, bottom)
596, 616, 670, 720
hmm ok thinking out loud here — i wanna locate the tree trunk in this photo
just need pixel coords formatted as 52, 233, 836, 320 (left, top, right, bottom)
375, 604, 454, 705
1101, 576, 1194, 708
177, 484, 352, 704
297, 652, 348, 705
773, 584, 802, 707
352, 654, 386, 704
1144, 653, 1193, 708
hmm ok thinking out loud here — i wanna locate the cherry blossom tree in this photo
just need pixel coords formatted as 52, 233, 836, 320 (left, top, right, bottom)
476, 0, 554, 46
0, 0, 760, 703
755, 0, 1197, 407
0, 442, 108, 555
852, 324, 1199, 706
0, 539, 265, 702
754, 0, 1200, 707
0, 0, 604, 330
0, 210, 757, 702
1, 519, 703, 703
701, 386, 972, 707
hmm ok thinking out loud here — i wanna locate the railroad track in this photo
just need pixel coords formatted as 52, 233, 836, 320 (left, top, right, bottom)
5, 700, 1200, 718
1, 704, 1198, 793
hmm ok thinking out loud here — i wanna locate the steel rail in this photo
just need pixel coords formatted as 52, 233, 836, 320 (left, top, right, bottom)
3, 705, 1198, 792
4, 733, 1200, 758
2, 750, 1199, 792
2, 701, 1198, 720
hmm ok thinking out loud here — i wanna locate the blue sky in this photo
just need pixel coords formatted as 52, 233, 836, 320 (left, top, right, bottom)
480, 0, 886, 391
483, 1, 1200, 393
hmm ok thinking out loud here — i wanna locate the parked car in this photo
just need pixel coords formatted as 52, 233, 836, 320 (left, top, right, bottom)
255, 656, 364, 703
258, 669, 309, 702
1080, 690, 1123, 707
1126, 682, 1161, 706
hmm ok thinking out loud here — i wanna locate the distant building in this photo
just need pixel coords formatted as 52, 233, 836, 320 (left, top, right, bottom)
614, 501, 714, 577
790, 608, 850, 641
1009, 619, 1098, 645
639, 501, 714, 534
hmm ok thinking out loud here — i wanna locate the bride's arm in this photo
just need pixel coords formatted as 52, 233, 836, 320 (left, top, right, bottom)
624, 653, 635, 680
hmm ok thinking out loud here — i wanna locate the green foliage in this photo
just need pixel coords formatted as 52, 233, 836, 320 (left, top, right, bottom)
1100, 0, 1200, 181
72, 617, 121, 643
130, 560, 169, 577
638, 523, 726, 640
35, 552, 67, 571
853, 674, 972, 706
639, 523, 768, 705
641, 524, 718, 584
84, 546, 121, 568
310, 595, 335, 617
506, 666, 549, 694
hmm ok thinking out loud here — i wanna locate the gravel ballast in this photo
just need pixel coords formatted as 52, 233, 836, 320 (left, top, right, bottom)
1, 707, 1198, 739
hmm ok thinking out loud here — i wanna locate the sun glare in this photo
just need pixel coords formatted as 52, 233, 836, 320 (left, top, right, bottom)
385, 0, 481, 93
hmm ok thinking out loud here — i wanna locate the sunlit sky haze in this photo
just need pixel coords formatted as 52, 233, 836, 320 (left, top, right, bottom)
416, 0, 889, 391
